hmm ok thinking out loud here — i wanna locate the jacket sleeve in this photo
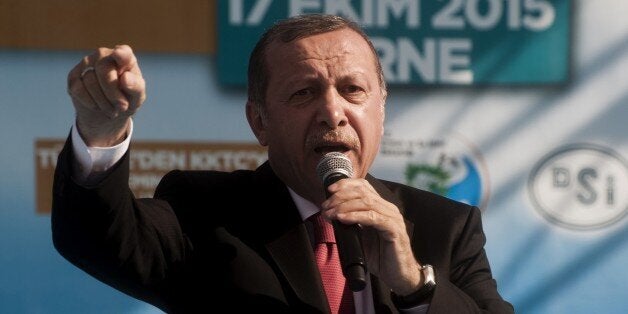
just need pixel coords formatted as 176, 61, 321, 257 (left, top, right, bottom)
426, 206, 514, 314
51, 136, 190, 310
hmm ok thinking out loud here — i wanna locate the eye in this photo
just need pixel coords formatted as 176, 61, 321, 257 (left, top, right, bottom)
344, 85, 362, 94
293, 88, 312, 97
285, 87, 315, 106
341, 84, 367, 102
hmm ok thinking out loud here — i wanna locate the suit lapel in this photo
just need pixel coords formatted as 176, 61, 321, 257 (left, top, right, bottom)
252, 162, 328, 312
266, 223, 329, 312
370, 274, 398, 314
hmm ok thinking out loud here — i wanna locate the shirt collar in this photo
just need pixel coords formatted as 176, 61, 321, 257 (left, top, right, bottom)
287, 187, 320, 221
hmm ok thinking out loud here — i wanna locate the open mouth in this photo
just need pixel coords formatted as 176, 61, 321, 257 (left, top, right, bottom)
314, 144, 350, 155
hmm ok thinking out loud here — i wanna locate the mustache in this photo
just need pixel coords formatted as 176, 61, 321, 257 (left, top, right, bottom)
305, 129, 360, 151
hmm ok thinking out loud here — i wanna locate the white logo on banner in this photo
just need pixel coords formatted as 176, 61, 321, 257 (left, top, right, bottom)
378, 132, 490, 210
528, 144, 628, 230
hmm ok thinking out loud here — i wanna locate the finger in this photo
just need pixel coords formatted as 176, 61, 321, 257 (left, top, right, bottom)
112, 45, 145, 110
69, 87, 101, 112
323, 190, 401, 228
81, 67, 119, 117
67, 59, 83, 92
94, 55, 130, 114
67, 56, 91, 100
119, 70, 147, 110
76, 50, 120, 118
68, 58, 99, 112
68, 80, 99, 112
326, 178, 377, 195
111, 45, 141, 75
333, 207, 382, 228
325, 196, 380, 217
322, 179, 377, 209
332, 207, 400, 240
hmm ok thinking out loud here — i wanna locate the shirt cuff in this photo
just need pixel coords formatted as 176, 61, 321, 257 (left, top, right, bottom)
399, 303, 429, 314
70, 119, 133, 184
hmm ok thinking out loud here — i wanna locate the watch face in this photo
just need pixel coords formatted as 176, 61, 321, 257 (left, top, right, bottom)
422, 264, 436, 286
391, 264, 437, 308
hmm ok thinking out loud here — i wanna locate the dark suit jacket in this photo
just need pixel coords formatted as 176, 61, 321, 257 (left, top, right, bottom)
52, 138, 513, 313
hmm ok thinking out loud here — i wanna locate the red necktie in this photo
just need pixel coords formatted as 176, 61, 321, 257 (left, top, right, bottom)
310, 213, 354, 314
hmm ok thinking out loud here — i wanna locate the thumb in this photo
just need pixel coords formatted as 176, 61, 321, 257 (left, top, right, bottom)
119, 71, 146, 111
111, 45, 139, 74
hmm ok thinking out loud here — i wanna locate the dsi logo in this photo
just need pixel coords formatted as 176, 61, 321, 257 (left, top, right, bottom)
528, 144, 628, 230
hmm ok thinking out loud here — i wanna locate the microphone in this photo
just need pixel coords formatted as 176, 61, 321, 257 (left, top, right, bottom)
316, 152, 367, 292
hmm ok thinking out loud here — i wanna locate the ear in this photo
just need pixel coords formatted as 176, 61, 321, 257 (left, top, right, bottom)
246, 101, 268, 146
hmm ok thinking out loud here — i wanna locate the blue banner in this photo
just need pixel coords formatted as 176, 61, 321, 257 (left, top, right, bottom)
217, 0, 571, 85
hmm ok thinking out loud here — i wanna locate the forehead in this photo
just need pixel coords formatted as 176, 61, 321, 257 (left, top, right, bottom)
265, 28, 378, 72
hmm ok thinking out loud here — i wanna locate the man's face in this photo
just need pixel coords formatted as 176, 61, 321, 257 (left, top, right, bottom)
247, 28, 386, 204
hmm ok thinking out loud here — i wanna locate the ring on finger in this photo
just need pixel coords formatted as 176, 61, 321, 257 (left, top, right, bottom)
80, 66, 95, 78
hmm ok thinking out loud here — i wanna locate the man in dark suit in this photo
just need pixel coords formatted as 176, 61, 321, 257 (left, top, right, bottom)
53, 14, 514, 313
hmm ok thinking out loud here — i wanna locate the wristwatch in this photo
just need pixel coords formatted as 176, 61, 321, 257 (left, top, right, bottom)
391, 264, 436, 309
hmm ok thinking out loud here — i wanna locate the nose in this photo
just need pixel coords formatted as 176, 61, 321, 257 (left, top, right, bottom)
316, 89, 348, 128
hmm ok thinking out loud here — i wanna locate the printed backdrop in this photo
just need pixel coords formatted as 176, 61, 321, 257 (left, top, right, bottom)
1, 1, 626, 313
